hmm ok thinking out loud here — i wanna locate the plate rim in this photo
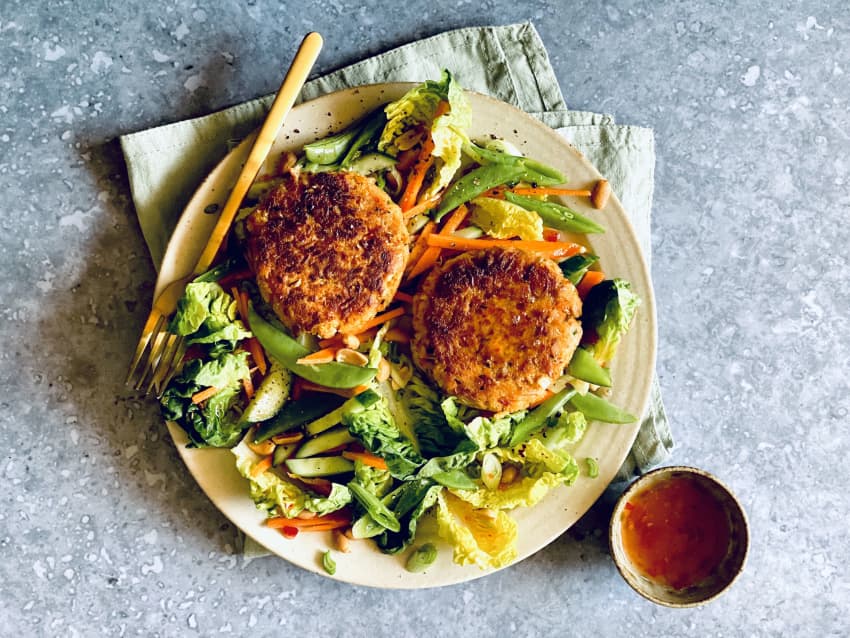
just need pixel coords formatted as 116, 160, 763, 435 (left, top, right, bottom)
155, 82, 657, 589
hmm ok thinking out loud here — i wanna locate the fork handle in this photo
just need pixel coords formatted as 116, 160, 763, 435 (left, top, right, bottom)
192, 32, 324, 275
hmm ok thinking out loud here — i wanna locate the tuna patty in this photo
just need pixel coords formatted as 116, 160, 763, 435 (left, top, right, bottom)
411, 248, 582, 413
243, 171, 408, 339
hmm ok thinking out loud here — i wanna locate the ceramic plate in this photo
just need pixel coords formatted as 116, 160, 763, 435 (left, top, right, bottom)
156, 84, 657, 588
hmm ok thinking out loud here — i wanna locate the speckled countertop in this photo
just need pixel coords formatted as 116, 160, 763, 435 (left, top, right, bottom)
1, 2, 848, 636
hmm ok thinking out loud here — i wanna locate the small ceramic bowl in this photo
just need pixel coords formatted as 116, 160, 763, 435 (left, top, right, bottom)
609, 466, 749, 607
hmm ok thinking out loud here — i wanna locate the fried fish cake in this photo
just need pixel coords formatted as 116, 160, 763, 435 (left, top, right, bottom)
411, 248, 582, 412
243, 171, 408, 339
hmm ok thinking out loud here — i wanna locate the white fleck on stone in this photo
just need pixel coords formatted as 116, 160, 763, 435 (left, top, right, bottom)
462, 590, 473, 604
50, 105, 75, 123
193, 9, 207, 22
33, 560, 47, 580
740, 65, 760, 87
60, 130, 71, 141
63, 568, 75, 580
144, 470, 165, 487
141, 555, 163, 575
44, 43, 66, 61
1, 134, 9, 142
187, 613, 198, 629
125, 445, 138, 459
90, 51, 113, 74
184, 73, 206, 92
142, 529, 158, 545
70, 428, 80, 445
248, 614, 257, 628
174, 21, 189, 40
152, 49, 170, 63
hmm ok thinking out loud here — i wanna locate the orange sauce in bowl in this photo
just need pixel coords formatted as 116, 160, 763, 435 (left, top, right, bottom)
620, 475, 731, 590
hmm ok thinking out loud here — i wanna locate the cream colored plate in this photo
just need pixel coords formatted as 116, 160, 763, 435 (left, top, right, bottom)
157, 84, 657, 589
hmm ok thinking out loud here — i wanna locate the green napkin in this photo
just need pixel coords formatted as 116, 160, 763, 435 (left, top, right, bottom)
120, 22, 671, 505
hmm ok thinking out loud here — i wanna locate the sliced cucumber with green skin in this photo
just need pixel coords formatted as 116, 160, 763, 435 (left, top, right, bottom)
272, 443, 299, 466
304, 389, 381, 436
285, 456, 354, 477
345, 152, 396, 175
295, 427, 356, 459
254, 394, 345, 443
241, 364, 291, 423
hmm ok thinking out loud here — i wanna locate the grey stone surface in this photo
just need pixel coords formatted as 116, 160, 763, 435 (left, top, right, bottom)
1, 2, 847, 636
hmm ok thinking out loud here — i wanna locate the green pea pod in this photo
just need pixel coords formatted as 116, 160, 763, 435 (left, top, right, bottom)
568, 392, 636, 424
347, 481, 401, 533
247, 306, 377, 389
504, 192, 605, 234
567, 347, 612, 387
303, 129, 359, 165
193, 258, 240, 283
431, 470, 477, 490
340, 109, 388, 168
509, 387, 576, 446
559, 254, 599, 284
406, 543, 437, 573
435, 163, 525, 221
462, 141, 566, 186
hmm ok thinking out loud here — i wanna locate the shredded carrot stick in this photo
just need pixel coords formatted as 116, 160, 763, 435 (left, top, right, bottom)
250, 455, 274, 478
576, 270, 605, 299
481, 187, 507, 199
342, 451, 389, 470
405, 221, 437, 276
266, 512, 352, 529
191, 386, 219, 404
509, 187, 592, 197
354, 306, 405, 333
231, 287, 250, 326
399, 136, 436, 211
543, 228, 561, 242
245, 336, 268, 376
403, 196, 440, 219
217, 268, 254, 288
242, 374, 255, 399
406, 204, 470, 280
295, 346, 339, 365
383, 327, 411, 343
425, 234, 585, 258
393, 291, 414, 304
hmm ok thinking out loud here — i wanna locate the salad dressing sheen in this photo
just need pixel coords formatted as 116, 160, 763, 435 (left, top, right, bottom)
620, 475, 731, 590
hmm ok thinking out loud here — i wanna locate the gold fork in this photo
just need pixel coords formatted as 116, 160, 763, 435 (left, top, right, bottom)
125, 32, 324, 396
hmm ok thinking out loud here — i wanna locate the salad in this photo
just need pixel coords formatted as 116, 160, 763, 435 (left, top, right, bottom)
160, 71, 641, 572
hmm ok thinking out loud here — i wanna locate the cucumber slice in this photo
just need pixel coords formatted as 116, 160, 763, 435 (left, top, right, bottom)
303, 129, 358, 165
241, 364, 291, 423
285, 456, 354, 477
295, 427, 356, 459
254, 394, 345, 443
272, 443, 299, 466
345, 152, 396, 175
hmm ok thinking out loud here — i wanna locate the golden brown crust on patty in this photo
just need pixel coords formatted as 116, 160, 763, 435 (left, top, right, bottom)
411, 248, 582, 412
244, 171, 408, 339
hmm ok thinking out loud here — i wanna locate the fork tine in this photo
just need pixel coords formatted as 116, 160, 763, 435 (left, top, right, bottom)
157, 339, 187, 399
134, 323, 169, 391
125, 312, 166, 387
146, 333, 184, 396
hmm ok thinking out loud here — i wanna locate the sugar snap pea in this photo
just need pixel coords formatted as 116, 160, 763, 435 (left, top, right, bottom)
504, 192, 605, 234
340, 109, 387, 168
567, 347, 612, 387
347, 482, 401, 533
462, 141, 566, 185
568, 392, 636, 424
435, 163, 525, 220
509, 387, 576, 446
247, 305, 377, 389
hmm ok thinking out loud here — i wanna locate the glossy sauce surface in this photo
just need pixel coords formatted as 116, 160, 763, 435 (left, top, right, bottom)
620, 475, 731, 589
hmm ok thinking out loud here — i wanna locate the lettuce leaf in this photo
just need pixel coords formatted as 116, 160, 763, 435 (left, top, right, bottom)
435, 491, 518, 569
378, 70, 471, 198
232, 437, 351, 518
469, 196, 544, 241
376, 479, 443, 554
344, 394, 424, 478
160, 352, 251, 447
168, 281, 251, 355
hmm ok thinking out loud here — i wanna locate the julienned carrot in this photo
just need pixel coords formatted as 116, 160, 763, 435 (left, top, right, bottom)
406, 204, 470, 280
576, 270, 605, 299
402, 196, 440, 219
342, 451, 389, 470
266, 512, 351, 529
191, 386, 219, 404
509, 187, 592, 197
250, 455, 273, 478
393, 291, 414, 304
425, 234, 586, 258
354, 306, 405, 333
231, 287, 249, 326
295, 346, 339, 365
399, 136, 436, 211
245, 336, 268, 376
217, 267, 254, 288
242, 374, 255, 400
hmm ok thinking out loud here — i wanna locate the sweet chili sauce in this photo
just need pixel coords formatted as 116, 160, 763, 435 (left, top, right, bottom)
620, 475, 731, 590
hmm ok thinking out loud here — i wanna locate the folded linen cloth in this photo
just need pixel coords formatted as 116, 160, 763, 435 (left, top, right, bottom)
120, 23, 672, 553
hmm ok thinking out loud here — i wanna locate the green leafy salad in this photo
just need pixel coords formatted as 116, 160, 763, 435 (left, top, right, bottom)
160, 71, 641, 571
